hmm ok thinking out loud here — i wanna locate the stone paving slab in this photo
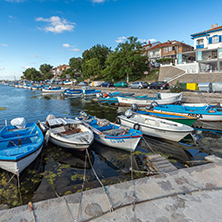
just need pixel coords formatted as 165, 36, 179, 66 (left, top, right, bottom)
1, 158, 222, 222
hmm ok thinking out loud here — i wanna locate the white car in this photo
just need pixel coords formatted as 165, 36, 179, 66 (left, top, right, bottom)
90, 81, 102, 87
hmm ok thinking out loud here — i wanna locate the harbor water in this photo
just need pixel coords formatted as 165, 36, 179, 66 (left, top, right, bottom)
0, 84, 222, 209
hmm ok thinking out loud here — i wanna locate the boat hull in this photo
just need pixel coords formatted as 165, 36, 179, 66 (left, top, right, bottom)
118, 115, 193, 142
153, 108, 222, 121
81, 117, 142, 152
0, 145, 43, 174
117, 93, 182, 107
49, 134, 92, 151
94, 133, 141, 152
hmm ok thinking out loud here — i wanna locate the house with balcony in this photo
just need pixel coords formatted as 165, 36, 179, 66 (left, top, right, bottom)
143, 40, 193, 68
51, 64, 70, 78
190, 23, 222, 72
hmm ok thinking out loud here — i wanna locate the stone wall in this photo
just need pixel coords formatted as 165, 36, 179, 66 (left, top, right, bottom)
159, 66, 185, 82
159, 66, 222, 85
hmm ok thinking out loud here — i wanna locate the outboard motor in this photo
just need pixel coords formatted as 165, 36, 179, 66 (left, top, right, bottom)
125, 109, 133, 118
96, 93, 103, 98
80, 111, 87, 118
131, 104, 138, 111
146, 101, 159, 110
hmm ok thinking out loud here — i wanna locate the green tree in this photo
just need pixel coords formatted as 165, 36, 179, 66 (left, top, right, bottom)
82, 44, 112, 69
22, 68, 42, 80
39, 64, 53, 80
82, 58, 102, 79
102, 36, 148, 81
69, 57, 82, 77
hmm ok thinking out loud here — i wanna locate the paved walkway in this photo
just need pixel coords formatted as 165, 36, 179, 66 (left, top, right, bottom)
1, 155, 222, 222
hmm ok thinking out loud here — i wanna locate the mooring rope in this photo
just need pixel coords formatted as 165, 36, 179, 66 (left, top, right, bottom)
76, 149, 88, 222
141, 136, 156, 153
0, 172, 16, 191
85, 148, 114, 212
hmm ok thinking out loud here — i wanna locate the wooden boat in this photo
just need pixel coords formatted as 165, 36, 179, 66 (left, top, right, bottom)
63, 89, 83, 97
117, 92, 182, 107
78, 114, 142, 152
151, 103, 222, 121
117, 110, 193, 142
39, 115, 94, 151
133, 109, 197, 126
42, 86, 63, 93
0, 118, 44, 174
98, 92, 137, 104
81, 87, 101, 97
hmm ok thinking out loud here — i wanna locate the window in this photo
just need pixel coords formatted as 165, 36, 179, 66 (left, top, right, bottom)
212, 51, 217, 59
164, 47, 168, 53
197, 39, 204, 45
169, 47, 172, 51
212, 36, 219, 43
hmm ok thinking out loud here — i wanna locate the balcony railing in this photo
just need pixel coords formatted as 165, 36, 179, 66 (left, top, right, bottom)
196, 44, 204, 49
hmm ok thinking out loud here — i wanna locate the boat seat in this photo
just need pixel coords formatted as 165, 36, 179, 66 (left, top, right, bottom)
0, 133, 37, 142
0, 144, 33, 157
64, 131, 90, 139
59, 128, 82, 136
103, 128, 127, 136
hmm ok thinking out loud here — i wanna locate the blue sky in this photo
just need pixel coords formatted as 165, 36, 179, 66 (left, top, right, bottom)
1, 0, 222, 80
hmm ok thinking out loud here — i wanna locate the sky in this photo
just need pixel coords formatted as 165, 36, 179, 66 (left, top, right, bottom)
1, 0, 222, 80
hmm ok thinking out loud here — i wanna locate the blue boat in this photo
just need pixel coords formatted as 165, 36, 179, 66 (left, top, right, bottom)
0, 118, 44, 174
99, 92, 144, 104
83, 89, 101, 97
151, 103, 222, 122
63, 89, 83, 97
78, 114, 142, 151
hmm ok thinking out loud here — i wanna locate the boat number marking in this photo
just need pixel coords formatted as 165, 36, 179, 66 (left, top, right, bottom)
110, 139, 125, 143
188, 113, 203, 118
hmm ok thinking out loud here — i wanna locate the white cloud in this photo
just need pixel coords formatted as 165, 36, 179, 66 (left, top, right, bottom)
116, 36, 127, 43
138, 38, 157, 43
69, 48, 81, 52
148, 38, 157, 42
22, 66, 31, 70
62, 43, 80, 52
36, 16, 75, 33
0, 44, 8, 47
92, 0, 105, 3
5, 0, 25, 2
29, 54, 38, 58
63, 43, 72, 48
0, 68, 5, 71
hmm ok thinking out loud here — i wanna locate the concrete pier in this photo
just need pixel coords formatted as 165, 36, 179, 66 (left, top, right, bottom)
1, 155, 222, 222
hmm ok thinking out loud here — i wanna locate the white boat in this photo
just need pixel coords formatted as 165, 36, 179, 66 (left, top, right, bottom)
0, 118, 44, 174
117, 110, 193, 142
42, 86, 64, 93
117, 92, 182, 107
39, 115, 94, 151
78, 114, 142, 152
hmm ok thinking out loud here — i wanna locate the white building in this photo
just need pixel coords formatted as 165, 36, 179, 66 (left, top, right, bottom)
176, 24, 222, 73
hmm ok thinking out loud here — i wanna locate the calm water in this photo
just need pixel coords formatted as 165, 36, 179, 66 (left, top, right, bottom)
1, 84, 222, 208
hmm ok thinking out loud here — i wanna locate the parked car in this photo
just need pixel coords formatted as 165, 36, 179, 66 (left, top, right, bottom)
114, 81, 128, 88
147, 81, 169, 90
77, 81, 88, 86
129, 81, 148, 89
101, 82, 114, 87
90, 81, 102, 87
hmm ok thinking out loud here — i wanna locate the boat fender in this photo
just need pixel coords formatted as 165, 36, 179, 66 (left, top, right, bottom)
133, 123, 140, 130
115, 117, 121, 124
150, 101, 159, 107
